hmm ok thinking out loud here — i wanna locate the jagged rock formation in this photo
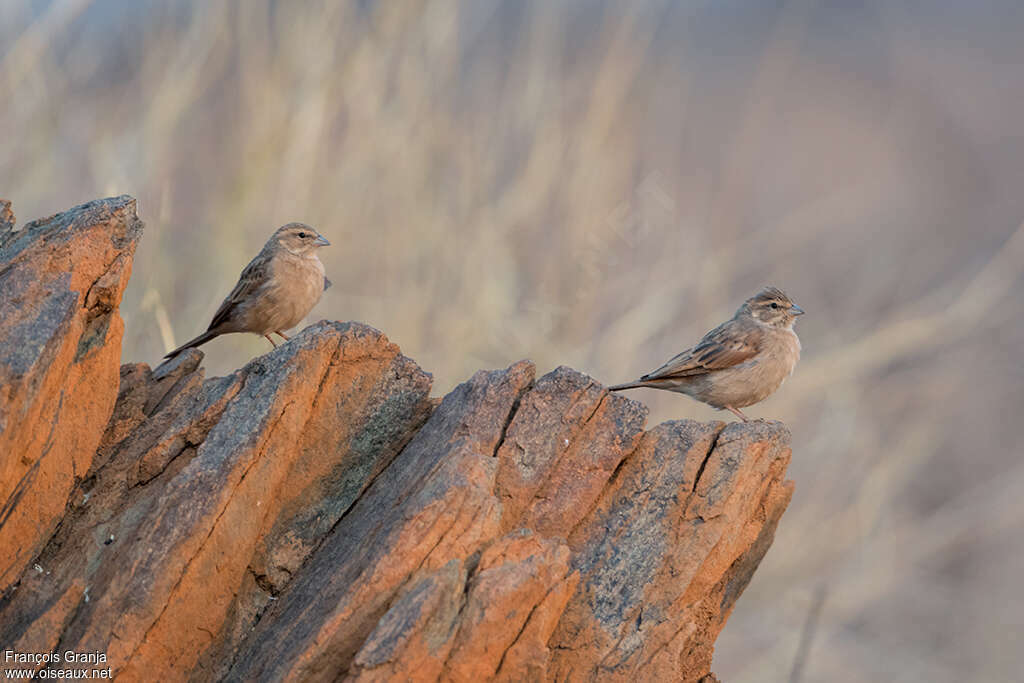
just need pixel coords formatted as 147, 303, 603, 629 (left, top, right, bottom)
0, 196, 142, 595
0, 197, 794, 682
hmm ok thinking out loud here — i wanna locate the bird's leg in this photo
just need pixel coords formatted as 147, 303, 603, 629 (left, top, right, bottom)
264, 334, 278, 348
725, 405, 749, 422
275, 331, 291, 341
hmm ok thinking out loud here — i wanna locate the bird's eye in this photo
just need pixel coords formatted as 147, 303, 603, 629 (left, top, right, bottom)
770, 302, 779, 309
298, 232, 308, 239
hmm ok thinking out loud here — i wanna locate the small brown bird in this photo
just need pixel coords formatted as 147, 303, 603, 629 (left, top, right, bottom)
608, 287, 803, 421
163, 223, 331, 359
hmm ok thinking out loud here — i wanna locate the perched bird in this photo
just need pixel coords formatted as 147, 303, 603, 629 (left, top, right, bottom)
163, 223, 331, 359
608, 287, 803, 421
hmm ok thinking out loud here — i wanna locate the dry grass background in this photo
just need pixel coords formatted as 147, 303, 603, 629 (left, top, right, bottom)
3, 1, 1024, 680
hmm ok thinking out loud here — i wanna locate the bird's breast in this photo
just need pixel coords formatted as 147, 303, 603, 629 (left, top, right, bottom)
688, 328, 800, 408
257, 254, 326, 333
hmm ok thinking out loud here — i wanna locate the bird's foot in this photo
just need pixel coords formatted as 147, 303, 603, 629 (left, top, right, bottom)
725, 405, 749, 422
275, 331, 291, 341
264, 334, 278, 348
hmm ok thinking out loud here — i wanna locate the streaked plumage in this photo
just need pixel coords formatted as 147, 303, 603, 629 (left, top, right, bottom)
163, 223, 331, 359
609, 287, 804, 421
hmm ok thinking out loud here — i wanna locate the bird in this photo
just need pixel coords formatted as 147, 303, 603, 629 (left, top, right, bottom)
608, 287, 804, 421
163, 223, 331, 360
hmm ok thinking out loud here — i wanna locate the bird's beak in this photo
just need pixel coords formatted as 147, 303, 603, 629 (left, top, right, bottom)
791, 304, 805, 316
314, 234, 331, 247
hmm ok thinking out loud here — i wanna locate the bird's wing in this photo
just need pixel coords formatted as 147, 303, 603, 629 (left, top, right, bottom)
641, 317, 761, 380
207, 253, 271, 330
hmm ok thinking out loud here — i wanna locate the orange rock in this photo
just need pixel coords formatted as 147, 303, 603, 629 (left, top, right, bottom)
348, 560, 468, 682
550, 420, 794, 682
228, 361, 535, 682
0, 196, 142, 594
0, 196, 794, 683
441, 531, 574, 682
495, 366, 647, 537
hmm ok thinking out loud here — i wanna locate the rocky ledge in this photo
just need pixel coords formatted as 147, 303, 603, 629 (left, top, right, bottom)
0, 197, 793, 682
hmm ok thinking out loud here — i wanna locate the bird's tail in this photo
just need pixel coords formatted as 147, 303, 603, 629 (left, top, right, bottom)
163, 329, 220, 359
607, 380, 649, 392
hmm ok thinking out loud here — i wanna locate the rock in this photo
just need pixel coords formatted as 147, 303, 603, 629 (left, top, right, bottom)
0, 196, 142, 594
550, 420, 793, 681
0, 199, 14, 233
227, 361, 534, 682
495, 366, 648, 538
0, 320, 434, 682
0, 196, 794, 682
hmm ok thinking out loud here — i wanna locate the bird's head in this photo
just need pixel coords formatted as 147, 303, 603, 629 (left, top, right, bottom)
274, 223, 330, 255
742, 286, 804, 328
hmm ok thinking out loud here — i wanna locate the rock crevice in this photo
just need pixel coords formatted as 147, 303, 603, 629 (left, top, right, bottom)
0, 197, 793, 682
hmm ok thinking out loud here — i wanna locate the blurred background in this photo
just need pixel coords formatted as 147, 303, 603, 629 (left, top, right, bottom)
2, 0, 1024, 680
